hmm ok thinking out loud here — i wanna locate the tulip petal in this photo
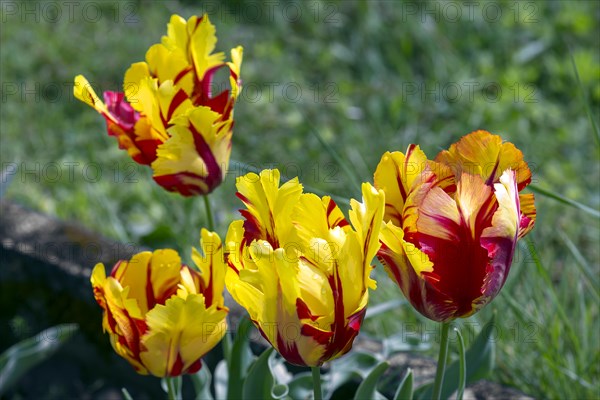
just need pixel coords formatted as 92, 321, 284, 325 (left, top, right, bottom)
191, 229, 227, 308
91, 263, 149, 373
477, 170, 520, 307
112, 250, 182, 314
378, 223, 457, 321
188, 15, 226, 88
374, 146, 429, 226
124, 62, 151, 111
152, 106, 229, 196
436, 130, 532, 190
348, 182, 385, 280
415, 173, 500, 318
73, 75, 149, 164
235, 169, 303, 246
518, 193, 536, 238
141, 293, 227, 377
135, 78, 193, 141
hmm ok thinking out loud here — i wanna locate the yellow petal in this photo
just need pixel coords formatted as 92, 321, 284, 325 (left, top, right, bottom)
235, 169, 303, 247
135, 78, 193, 141
293, 193, 350, 251
188, 15, 226, 81
348, 182, 385, 277
151, 106, 229, 195
112, 250, 181, 315
191, 229, 227, 308
73, 75, 109, 116
455, 173, 496, 241
379, 221, 434, 281
518, 193, 536, 238
374, 145, 429, 226
123, 62, 151, 112
141, 293, 227, 377
436, 130, 532, 190
482, 170, 520, 240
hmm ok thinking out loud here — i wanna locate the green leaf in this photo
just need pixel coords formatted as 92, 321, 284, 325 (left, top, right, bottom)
287, 372, 314, 400
354, 361, 390, 400
267, 352, 291, 399
454, 329, 466, 400
524, 238, 580, 350
568, 45, 600, 147
139, 224, 176, 249
0, 323, 78, 395
242, 348, 276, 400
365, 299, 406, 320
528, 184, 600, 218
228, 318, 255, 399
329, 351, 382, 393
121, 388, 134, 400
191, 365, 214, 400
393, 369, 413, 400
382, 334, 431, 358
414, 315, 496, 400
558, 230, 600, 302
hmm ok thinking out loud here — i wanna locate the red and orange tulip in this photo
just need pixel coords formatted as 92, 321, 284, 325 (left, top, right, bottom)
74, 14, 242, 196
375, 130, 536, 322
91, 229, 227, 376
225, 169, 384, 366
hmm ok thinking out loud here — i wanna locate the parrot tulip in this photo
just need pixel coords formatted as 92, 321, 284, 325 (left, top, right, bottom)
91, 229, 227, 376
225, 169, 384, 366
375, 130, 536, 322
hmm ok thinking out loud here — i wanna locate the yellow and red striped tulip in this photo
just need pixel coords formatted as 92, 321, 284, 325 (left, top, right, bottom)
74, 14, 242, 196
225, 169, 384, 366
375, 130, 536, 322
91, 229, 227, 376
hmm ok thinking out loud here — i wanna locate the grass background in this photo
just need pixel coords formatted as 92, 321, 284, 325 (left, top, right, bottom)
1, 0, 599, 398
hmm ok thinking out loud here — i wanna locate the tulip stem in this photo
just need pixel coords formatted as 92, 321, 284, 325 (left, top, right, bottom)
432, 322, 451, 400
203, 195, 215, 231
311, 366, 323, 400
165, 376, 181, 400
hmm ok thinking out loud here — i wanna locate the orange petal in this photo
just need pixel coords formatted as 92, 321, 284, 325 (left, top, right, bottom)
436, 130, 532, 191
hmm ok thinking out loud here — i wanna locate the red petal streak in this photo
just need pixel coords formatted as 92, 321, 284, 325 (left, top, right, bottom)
296, 298, 320, 321
189, 122, 223, 189
169, 353, 184, 377
276, 333, 305, 366
166, 88, 190, 123
377, 243, 457, 322
104, 91, 137, 131
186, 359, 202, 375
301, 323, 333, 346
326, 198, 349, 228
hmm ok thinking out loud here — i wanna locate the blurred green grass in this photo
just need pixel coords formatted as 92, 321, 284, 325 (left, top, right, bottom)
1, 0, 599, 398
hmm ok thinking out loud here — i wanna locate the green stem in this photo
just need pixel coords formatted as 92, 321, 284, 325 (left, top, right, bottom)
222, 326, 232, 363
312, 366, 323, 400
165, 376, 181, 400
432, 322, 451, 400
203, 195, 215, 231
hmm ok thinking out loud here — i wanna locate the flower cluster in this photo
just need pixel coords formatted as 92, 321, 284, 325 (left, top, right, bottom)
74, 14, 242, 196
80, 13, 536, 381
